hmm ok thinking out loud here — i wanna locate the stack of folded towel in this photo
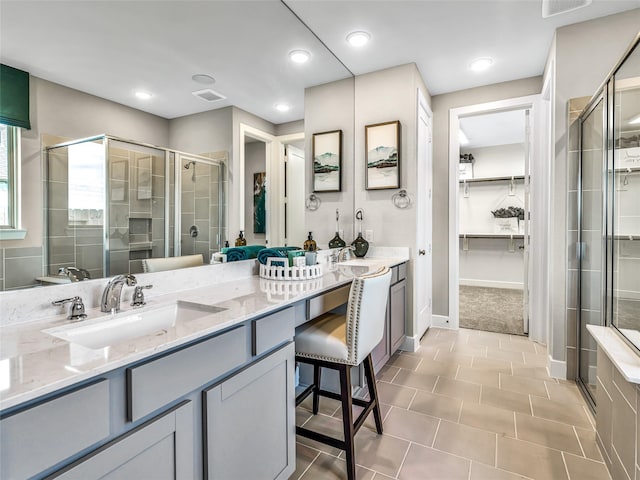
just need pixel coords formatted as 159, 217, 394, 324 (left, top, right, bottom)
221, 245, 265, 262
257, 246, 301, 265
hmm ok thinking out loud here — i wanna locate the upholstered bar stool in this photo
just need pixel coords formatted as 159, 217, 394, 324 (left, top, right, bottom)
295, 267, 392, 480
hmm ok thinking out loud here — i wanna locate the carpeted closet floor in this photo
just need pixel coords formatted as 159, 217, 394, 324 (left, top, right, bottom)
459, 285, 525, 336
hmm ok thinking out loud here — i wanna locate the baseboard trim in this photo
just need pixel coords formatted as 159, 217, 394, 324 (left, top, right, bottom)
400, 335, 419, 352
432, 314, 453, 329
460, 279, 524, 290
548, 355, 567, 379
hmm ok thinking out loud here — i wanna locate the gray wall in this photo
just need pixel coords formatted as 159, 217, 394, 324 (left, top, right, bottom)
168, 106, 233, 155
430, 76, 543, 316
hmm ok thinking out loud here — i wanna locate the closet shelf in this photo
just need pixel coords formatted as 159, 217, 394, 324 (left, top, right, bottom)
459, 175, 525, 184
459, 233, 524, 239
612, 234, 640, 241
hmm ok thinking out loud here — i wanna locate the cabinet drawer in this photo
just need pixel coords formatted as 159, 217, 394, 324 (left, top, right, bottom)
307, 284, 350, 320
252, 307, 295, 356
0, 379, 110, 480
127, 325, 248, 422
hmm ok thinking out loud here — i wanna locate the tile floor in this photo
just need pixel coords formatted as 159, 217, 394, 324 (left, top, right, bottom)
291, 327, 611, 480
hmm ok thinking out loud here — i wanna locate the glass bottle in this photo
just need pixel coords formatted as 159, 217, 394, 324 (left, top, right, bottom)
303, 232, 317, 251
328, 208, 346, 248
352, 232, 369, 258
235, 230, 246, 246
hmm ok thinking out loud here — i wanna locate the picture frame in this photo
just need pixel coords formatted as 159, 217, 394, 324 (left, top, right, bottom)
312, 129, 342, 192
253, 171, 266, 234
365, 120, 401, 190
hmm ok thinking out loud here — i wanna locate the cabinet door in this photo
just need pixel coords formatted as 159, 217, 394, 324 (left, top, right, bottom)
371, 306, 390, 374
49, 401, 193, 480
204, 343, 295, 480
390, 280, 407, 354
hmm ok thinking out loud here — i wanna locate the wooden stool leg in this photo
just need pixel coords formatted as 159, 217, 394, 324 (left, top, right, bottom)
364, 354, 383, 434
339, 364, 356, 480
313, 364, 322, 415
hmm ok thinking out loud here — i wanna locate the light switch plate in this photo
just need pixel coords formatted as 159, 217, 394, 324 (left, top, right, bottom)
365, 230, 374, 242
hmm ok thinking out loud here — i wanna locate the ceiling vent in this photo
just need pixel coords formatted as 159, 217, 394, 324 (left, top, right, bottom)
542, 0, 592, 18
192, 88, 226, 102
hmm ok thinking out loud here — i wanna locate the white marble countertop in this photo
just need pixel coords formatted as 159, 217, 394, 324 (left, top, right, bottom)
587, 324, 640, 384
0, 256, 407, 411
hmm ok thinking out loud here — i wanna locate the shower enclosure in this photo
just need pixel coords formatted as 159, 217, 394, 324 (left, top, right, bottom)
45, 135, 226, 278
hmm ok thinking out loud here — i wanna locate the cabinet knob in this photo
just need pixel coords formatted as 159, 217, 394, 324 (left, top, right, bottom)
418, 249, 426, 255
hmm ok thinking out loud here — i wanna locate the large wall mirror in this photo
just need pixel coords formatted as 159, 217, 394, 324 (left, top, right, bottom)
0, 1, 354, 290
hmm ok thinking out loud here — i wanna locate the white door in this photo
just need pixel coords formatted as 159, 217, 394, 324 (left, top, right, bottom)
416, 91, 433, 338
285, 145, 305, 247
523, 109, 531, 334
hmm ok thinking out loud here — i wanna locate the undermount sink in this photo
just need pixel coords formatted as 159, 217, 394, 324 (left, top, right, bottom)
338, 258, 385, 267
44, 301, 227, 350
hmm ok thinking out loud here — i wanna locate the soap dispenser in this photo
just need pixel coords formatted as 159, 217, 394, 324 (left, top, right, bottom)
235, 230, 246, 246
328, 209, 346, 248
303, 232, 317, 252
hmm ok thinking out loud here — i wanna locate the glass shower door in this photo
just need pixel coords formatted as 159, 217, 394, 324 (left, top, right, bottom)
577, 95, 606, 405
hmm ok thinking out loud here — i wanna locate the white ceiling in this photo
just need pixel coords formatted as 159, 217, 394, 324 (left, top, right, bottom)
1, 0, 639, 124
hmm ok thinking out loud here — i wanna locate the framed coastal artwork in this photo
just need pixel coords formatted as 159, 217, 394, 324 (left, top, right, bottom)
365, 120, 401, 190
313, 129, 342, 192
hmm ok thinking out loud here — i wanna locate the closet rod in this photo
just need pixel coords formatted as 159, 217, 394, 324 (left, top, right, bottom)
459, 234, 525, 239
459, 175, 525, 184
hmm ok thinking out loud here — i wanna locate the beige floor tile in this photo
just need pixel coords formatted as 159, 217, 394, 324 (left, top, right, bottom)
298, 452, 376, 480
470, 462, 533, 480
575, 427, 604, 462
332, 402, 391, 433
415, 358, 460, 378
523, 351, 549, 367
386, 353, 422, 371
376, 381, 416, 408
546, 381, 587, 406
299, 393, 342, 417
434, 350, 474, 367
530, 396, 593, 429
377, 365, 400, 383
391, 367, 438, 392
434, 376, 482, 403
563, 452, 612, 480
457, 366, 500, 387
500, 373, 549, 398
371, 473, 395, 479
533, 343, 548, 355
471, 356, 514, 374
296, 414, 344, 456
515, 413, 582, 455
345, 426, 410, 478
499, 338, 537, 353
382, 406, 440, 446
402, 345, 439, 359
486, 348, 526, 364
297, 407, 313, 426
481, 384, 532, 415
291, 443, 320, 480
512, 365, 554, 381
399, 443, 470, 480
409, 390, 463, 423
433, 419, 497, 466
460, 401, 516, 437
466, 334, 502, 349
451, 342, 489, 357
497, 437, 568, 479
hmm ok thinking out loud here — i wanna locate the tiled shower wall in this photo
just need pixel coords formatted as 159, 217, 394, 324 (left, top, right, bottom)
0, 246, 44, 290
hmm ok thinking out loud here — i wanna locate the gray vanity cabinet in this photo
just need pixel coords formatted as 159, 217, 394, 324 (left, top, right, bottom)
204, 343, 295, 480
48, 401, 194, 480
390, 279, 407, 353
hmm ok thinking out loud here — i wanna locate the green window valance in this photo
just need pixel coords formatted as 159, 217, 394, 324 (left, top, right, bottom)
0, 64, 31, 130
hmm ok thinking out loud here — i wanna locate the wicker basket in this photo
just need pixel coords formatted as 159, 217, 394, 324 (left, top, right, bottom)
259, 257, 323, 281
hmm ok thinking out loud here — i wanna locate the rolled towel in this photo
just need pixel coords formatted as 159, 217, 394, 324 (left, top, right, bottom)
257, 248, 287, 265
224, 248, 249, 262
221, 244, 265, 259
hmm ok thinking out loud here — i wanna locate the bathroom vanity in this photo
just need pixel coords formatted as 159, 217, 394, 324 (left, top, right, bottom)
0, 257, 407, 480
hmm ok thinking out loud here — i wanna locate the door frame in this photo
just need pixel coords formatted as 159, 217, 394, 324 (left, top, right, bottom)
447, 95, 545, 341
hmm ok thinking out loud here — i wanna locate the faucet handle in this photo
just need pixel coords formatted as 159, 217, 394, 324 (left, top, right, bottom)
52, 296, 87, 321
131, 284, 153, 307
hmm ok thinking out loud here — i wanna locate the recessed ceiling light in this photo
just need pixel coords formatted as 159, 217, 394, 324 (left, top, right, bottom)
289, 50, 310, 64
135, 91, 152, 100
275, 103, 290, 112
458, 130, 469, 146
192, 74, 216, 85
347, 31, 370, 47
468, 57, 494, 72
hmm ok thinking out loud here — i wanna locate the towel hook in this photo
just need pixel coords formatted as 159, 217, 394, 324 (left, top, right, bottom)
392, 189, 412, 209
305, 193, 321, 211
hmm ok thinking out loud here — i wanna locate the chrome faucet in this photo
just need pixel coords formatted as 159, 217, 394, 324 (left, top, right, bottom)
100, 274, 137, 313
336, 245, 356, 262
